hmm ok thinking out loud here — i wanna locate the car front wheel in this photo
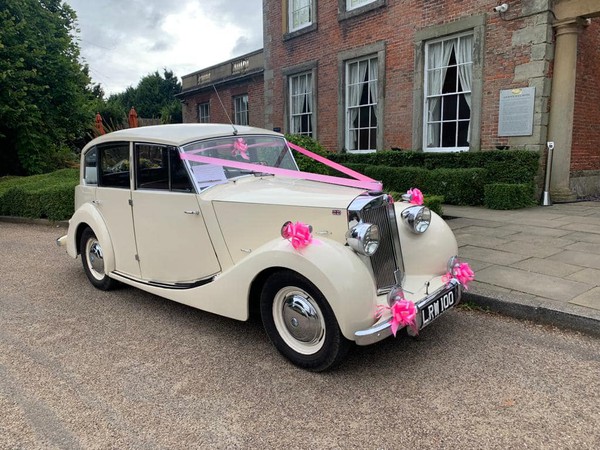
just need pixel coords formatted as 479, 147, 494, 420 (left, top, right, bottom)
80, 227, 115, 291
260, 270, 349, 371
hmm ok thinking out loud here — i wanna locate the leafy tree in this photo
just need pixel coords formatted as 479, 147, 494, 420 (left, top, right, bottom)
109, 69, 182, 124
0, 0, 93, 175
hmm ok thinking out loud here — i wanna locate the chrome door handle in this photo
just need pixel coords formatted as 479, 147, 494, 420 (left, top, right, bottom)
91, 200, 100, 205
184, 210, 199, 215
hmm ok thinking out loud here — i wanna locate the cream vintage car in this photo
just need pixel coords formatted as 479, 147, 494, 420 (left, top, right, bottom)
58, 124, 465, 371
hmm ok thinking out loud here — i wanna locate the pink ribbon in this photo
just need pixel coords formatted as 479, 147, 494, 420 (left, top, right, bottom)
376, 296, 418, 337
443, 261, 475, 290
180, 153, 383, 190
232, 138, 250, 160
407, 187, 424, 205
281, 221, 313, 250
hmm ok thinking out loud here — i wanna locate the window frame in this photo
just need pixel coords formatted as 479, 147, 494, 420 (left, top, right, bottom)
344, 55, 379, 153
412, 15, 485, 153
346, 0, 375, 11
288, 71, 315, 137
337, 0, 385, 21
337, 42, 385, 153
83, 147, 98, 185
135, 143, 194, 193
198, 102, 210, 123
423, 31, 474, 153
288, 0, 313, 33
233, 94, 249, 126
98, 142, 132, 189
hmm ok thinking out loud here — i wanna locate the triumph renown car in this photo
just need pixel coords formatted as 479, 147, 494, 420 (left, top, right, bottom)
57, 124, 465, 371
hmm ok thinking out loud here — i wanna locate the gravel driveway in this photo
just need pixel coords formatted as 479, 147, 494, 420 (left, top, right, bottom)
1, 221, 599, 448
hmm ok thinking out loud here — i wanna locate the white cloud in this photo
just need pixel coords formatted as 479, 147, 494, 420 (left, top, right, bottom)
67, 0, 263, 95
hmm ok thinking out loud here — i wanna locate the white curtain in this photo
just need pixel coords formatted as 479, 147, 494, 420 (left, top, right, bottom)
348, 60, 368, 150
457, 35, 473, 143
427, 39, 454, 147
368, 57, 378, 123
305, 73, 313, 133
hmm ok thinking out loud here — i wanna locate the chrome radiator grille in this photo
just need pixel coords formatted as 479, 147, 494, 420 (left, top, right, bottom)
349, 196, 402, 292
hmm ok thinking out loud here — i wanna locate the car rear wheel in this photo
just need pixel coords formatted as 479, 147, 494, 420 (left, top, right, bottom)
80, 227, 115, 291
260, 270, 349, 371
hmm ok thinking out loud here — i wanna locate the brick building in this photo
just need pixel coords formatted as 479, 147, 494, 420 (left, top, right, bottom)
179, 1, 600, 200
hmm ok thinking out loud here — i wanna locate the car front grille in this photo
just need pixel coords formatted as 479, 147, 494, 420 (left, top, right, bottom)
349, 195, 403, 293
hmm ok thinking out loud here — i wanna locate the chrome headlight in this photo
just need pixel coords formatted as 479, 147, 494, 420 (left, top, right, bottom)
346, 222, 380, 256
401, 206, 431, 234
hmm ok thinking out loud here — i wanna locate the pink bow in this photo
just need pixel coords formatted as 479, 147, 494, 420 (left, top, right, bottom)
407, 187, 424, 205
282, 221, 313, 250
232, 138, 249, 160
376, 297, 418, 337
443, 262, 475, 290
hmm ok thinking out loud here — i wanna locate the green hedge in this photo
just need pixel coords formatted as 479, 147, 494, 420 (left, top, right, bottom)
0, 169, 78, 221
285, 135, 541, 208
346, 164, 487, 205
484, 183, 535, 210
328, 149, 540, 185
285, 134, 333, 175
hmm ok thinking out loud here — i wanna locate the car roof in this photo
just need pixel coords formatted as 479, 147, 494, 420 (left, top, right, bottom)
83, 124, 283, 151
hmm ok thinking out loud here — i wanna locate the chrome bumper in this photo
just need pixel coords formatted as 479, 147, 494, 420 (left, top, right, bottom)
354, 279, 462, 346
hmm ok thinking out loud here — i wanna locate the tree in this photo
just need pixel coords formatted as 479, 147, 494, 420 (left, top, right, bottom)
109, 69, 182, 124
0, 0, 93, 175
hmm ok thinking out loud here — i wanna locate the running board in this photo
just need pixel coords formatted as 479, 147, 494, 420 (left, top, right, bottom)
112, 271, 215, 290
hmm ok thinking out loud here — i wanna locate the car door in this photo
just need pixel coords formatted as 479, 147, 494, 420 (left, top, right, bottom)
130, 144, 221, 284
95, 142, 141, 278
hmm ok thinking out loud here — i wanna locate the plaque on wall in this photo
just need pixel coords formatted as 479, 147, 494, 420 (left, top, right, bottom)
498, 87, 535, 137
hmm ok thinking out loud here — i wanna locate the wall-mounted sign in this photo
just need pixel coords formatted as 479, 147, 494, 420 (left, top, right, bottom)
498, 87, 535, 137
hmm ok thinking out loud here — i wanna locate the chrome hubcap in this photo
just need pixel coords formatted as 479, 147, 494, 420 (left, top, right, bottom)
273, 287, 326, 355
282, 294, 323, 344
86, 238, 105, 280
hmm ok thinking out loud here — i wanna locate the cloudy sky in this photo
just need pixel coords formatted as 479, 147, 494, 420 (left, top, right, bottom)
67, 0, 264, 96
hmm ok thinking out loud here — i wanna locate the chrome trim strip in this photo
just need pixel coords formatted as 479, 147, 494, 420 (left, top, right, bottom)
354, 279, 462, 346
112, 271, 215, 290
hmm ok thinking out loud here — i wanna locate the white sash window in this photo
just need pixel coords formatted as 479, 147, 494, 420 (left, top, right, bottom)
424, 33, 473, 152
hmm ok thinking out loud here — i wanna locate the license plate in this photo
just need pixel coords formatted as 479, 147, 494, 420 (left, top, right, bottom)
419, 285, 459, 330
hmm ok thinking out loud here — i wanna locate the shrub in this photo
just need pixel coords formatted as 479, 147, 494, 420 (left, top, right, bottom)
484, 183, 535, 210
327, 149, 540, 186
345, 164, 487, 206
0, 169, 78, 221
422, 168, 487, 205
285, 134, 333, 175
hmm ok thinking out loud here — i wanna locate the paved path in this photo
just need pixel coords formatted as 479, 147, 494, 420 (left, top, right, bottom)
445, 201, 600, 334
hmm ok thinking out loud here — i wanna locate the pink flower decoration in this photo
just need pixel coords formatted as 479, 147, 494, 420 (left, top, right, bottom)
443, 261, 475, 290
376, 296, 418, 337
282, 221, 313, 250
407, 187, 424, 205
232, 138, 249, 160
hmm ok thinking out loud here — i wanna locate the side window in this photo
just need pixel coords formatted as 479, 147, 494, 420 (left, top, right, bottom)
136, 144, 168, 190
135, 144, 194, 192
99, 143, 131, 188
169, 148, 194, 192
83, 148, 98, 185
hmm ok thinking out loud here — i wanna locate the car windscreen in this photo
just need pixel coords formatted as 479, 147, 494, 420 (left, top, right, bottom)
180, 135, 298, 190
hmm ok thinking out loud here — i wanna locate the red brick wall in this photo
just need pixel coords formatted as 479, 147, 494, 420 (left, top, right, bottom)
264, 0, 549, 152
571, 19, 600, 172
181, 75, 264, 128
